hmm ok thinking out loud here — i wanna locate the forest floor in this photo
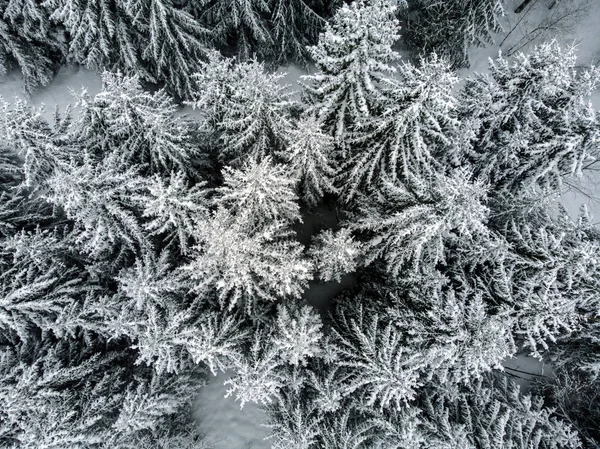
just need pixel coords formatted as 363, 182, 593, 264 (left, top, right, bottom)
0, 1, 599, 446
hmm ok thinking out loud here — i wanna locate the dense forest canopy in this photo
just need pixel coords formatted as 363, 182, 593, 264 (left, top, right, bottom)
1, 0, 600, 448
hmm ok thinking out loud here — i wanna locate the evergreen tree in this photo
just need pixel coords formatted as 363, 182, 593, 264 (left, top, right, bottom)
420, 374, 581, 449
273, 302, 323, 366
103, 251, 251, 375
458, 42, 600, 193
409, 0, 506, 68
142, 171, 210, 255
0, 337, 206, 448
213, 156, 301, 231
1, 98, 69, 189
0, 0, 61, 94
45, 0, 207, 98
123, 0, 209, 98
224, 328, 285, 408
343, 55, 460, 200
0, 227, 91, 340
269, 0, 324, 65
302, 0, 401, 139
351, 168, 489, 275
284, 115, 338, 207
495, 206, 600, 357
389, 286, 516, 385
190, 54, 295, 164
309, 228, 362, 282
44, 153, 150, 257
183, 208, 312, 314
75, 72, 202, 176
198, 0, 271, 60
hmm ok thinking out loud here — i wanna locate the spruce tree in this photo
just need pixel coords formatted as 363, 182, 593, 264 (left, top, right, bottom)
458, 42, 600, 193
302, 0, 401, 139
409, 0, 506, 68
343, 55, 460, 200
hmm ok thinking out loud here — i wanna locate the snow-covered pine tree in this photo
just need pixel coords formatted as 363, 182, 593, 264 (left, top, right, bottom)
0, 0, 60, 94
302, 0, 401, 140
45, 0, 207, 98
388, 285, 516, 386
143, 171, 210, 255
269, 0, 324, 65
309, 228, 362, 282
0, 227, 91, 340
284, 115, 338, 207
458, 42, 600, 193
1, 98, 69, 189
0, 128, 53, 236
198, 0, 271, 60
342, 54, 460, 200
74, 72, 202, 176
121, 0, 209, 98
44, 0, 145, 75
98, 250, 250, 375
496, 206, 600, 358
213, 156, 301, 231
190, 54, 296, 164
224, 328, 285, 408
329, 300, 424, 410
409, 0, 505, 68
182, 208, 312, 314
351, 168, 489, 275
43, 153, 150, 257
0, 337, 207, 448
273, 302, 323, 366
420, 373, 581, 449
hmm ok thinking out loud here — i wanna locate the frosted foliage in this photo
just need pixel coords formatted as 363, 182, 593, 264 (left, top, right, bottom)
225, 330, 283, 408
77, 72, 200, 174
309, 228, 362, 282
285, 116, 337, 206
461, 42, 600, 192
410, 0, 505, 68
265, 393, 322, 449
303, 0, 401, 138
353, 168, 489, 275
270, 0, 324, 65
44, 154, 149, 255
424, 375, 581, 449
45, 0, 207, 98
116, 250, 179, 310
273, 303, 323, 366
143, 172, 209, 254
199, 0, 271, 60
0, 340, 205, 449
332, 306, 424, 410
345, 55, 459, 200
0, 99, 64, 189
190, 53, 295, 163
178, 312, 249, 376
214, 157, 301, 230
0, 0, 56, 94
183, 209, 312, 314
502, 215, 600, 358
391, 289, 516, 385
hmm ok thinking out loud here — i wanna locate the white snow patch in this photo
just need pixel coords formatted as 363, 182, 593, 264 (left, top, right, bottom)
194, 371, 271, 449
0, 67, 102, 120
502, 353, 555, 392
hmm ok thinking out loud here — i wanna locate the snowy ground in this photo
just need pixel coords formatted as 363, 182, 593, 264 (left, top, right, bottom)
194, 371, 271, 449
0, 66, 102, 121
